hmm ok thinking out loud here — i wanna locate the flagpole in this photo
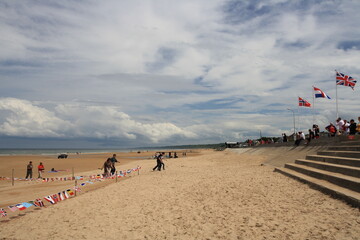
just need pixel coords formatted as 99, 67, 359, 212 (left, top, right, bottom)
312, 86, 315, 125
335, 70, 339, 119
297, 101, 300, 132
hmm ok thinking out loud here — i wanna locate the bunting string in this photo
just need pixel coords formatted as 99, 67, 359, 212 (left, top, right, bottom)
0, 166, 141, 219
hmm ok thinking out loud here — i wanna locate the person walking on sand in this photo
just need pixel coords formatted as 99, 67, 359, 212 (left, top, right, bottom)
25, 161, 33, 179
153, 152, 164, 171
110, 154, 118, 175
37, 162, 45, 178
102, 158, 112, 177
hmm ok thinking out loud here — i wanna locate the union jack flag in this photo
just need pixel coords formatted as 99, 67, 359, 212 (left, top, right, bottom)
336, 71, 357, 90
298, 97, 311, 107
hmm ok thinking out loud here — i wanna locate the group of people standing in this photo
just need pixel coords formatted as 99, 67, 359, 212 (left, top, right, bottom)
102, 154, 118, 177
326, 117, 360, 136
25, 161, 45, 179
293, 124, 320, 146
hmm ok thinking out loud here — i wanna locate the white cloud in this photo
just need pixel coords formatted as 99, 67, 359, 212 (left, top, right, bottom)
0, 1, 360, 147
0, 98, 73, 137
0, 98, 197, 143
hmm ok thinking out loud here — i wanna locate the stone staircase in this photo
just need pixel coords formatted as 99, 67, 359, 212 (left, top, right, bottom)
274, 140, 360, 207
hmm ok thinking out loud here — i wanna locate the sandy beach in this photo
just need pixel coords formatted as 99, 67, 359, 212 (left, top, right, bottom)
0, 147, 359, 239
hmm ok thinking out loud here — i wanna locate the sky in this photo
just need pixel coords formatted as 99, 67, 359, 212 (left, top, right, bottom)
1, 0, 360, 148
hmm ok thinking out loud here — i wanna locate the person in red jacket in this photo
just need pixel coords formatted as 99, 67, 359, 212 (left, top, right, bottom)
38, 162, 45, 178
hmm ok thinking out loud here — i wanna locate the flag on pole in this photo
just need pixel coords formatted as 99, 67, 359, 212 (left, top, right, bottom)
313, 86, 331, 99
0, 208, 7, 217
298, 97, 311, 107
336, 71, 357, 90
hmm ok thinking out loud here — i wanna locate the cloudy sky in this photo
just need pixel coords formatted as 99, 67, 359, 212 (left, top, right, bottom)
0, 0, 359, 148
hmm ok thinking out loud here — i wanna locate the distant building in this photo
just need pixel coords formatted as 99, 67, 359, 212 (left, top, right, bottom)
225, 142, 240, 148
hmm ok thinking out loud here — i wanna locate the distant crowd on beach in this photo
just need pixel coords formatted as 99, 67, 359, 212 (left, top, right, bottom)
243, 116, 360, 148
293, 116, 360, 146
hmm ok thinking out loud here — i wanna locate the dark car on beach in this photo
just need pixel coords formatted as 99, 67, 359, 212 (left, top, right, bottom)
58, 154, 68, 159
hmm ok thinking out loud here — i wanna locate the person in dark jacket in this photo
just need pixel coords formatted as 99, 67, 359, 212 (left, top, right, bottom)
25, 161, 33, 179
349, 119, 357, 135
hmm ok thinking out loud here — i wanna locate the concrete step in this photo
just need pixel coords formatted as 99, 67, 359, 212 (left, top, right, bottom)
317, 151, 360, 159
339, 140, 360, 146
295, 159, 360, 178
284, 163, 360, 193
306, 155, 360, 167
328, 146, 360, 151
274, 167, 360, 207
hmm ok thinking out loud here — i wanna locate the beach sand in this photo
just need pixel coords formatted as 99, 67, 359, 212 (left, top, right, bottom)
0, 147, 359, 239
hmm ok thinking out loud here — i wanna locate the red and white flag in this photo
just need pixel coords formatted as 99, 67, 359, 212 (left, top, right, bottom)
58, 192, 65, 201
52, 194, 60, 203
44, 196, 56, 204
16, 204, 26, 211
63, 190, 69, 199
35, 199, 45, 207
298, 97, 311, 107
0, 208, 7, 217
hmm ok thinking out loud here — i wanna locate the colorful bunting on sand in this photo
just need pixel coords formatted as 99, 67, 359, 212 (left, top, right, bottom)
66, 189, 75, 196
16, 204, 26, 211
1, 165, 141, 218
35, 199, 45, 207
0, 208, 7, 217
8, 205, 18, 212
21, 202, 33, 208
44, 196, 56, 205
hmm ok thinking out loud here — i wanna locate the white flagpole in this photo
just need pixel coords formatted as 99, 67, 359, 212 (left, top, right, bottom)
335, 70, 339, 119
297, 101, 300, 132
312, 86, 315, 125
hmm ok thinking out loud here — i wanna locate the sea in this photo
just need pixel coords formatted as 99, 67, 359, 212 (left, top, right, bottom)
0, 148, 136, 156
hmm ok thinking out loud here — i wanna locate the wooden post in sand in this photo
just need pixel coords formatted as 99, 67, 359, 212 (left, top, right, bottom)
12, 169, 14, 186
72, 167, 74, 180
116, 171, 118, 182
74, 179, 77, 197
138, 165, 140, 176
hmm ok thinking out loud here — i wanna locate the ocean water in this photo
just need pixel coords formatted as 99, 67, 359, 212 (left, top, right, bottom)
0, 148, 132, 156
